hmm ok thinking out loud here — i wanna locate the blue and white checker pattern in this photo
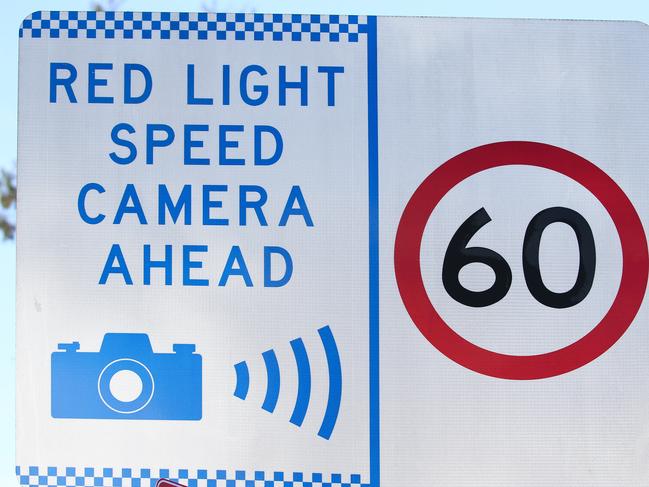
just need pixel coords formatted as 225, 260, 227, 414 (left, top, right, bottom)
20, 12, 369, 42
15, 467, 369, 487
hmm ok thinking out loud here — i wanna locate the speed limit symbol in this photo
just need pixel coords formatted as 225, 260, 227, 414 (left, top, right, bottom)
394, 141, 649, 380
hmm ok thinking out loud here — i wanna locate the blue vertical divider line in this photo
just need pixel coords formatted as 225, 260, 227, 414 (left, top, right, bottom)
289, 338, 312, 427
233, 361, 250, 400
261, 350, 280, 413
366, 15, 380, 487
317, 326, 342, 440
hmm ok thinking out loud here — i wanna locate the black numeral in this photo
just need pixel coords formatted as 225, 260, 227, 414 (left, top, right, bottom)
443, 207, 596, 308
522, 207, 596, 308
442, 208, 512, 307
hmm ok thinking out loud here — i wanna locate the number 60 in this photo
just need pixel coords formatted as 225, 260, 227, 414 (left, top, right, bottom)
442, 207, 596, 309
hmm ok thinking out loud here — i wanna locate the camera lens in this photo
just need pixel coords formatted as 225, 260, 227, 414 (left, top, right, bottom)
98, 359, 155, 414
109, 370, 143, 403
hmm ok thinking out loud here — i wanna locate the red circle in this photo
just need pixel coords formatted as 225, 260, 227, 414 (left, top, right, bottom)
394, 141, 649, 380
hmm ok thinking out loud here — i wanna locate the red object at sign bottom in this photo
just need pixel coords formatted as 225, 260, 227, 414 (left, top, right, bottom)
156, 480, 187, 487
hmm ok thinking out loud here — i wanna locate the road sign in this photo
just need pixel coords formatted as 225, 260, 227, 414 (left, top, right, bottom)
395, 141, 648, 380
17, 12, 649, 487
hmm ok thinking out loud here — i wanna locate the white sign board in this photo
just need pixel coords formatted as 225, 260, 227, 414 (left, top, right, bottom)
17, 12, 649, 487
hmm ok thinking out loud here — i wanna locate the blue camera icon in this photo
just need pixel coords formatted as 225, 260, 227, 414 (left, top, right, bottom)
51, 333, 202, 420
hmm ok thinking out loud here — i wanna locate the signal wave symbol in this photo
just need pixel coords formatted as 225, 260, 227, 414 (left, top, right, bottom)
233, 325, 342, 440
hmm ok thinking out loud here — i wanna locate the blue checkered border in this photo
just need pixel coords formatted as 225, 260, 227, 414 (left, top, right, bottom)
20, 12, 368, 42
16, 467, 369, 487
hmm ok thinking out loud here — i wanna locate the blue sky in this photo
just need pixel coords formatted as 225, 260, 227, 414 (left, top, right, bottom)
3, 0, 649, 485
